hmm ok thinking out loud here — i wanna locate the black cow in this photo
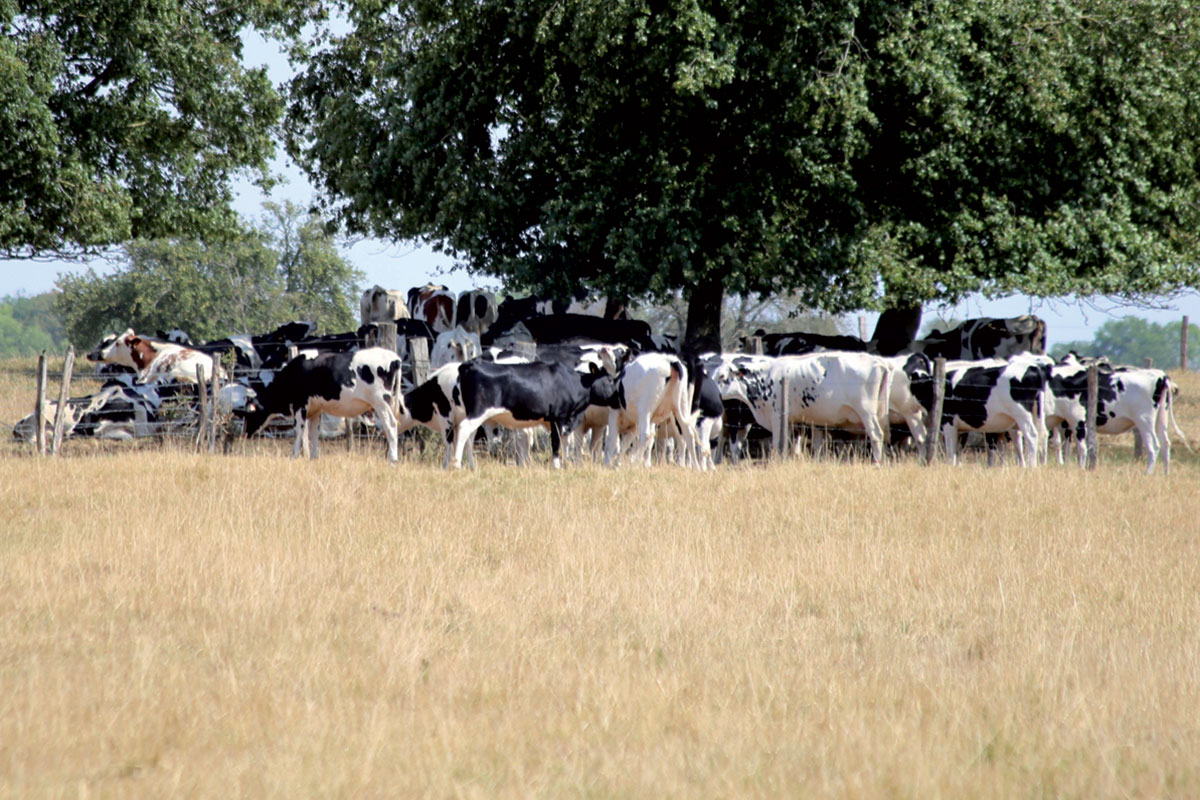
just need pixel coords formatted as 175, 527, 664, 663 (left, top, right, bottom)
242, 347, 404, 462
483, 313, 657, 352
742, 328, 869, 356
450, 359, 614, 469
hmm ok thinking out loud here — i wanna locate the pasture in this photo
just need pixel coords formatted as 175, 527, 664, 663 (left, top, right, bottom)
3, 357, 1200, 797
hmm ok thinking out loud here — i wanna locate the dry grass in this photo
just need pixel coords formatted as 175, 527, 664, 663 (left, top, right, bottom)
2, 358, 1200, 797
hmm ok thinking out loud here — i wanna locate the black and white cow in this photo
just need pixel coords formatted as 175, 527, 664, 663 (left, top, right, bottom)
242, 347, 404, 462
13, 381, 162, 442
456, 290, 498, 335
1046, 355, 1187, 474
711, 352, 892, 463
902, 353, 1050, 466
912, 316, 1047, 360
450, 358, 613, 469
397, 362, 476, 469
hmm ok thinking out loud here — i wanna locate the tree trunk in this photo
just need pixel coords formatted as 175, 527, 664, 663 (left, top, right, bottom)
684, 276, 724, 354
872, 303, 923, 355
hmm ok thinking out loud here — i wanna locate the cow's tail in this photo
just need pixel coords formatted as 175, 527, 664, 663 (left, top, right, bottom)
876, 358, 893, 444
1164, 376, 1192, 452
389, 355, 408, 425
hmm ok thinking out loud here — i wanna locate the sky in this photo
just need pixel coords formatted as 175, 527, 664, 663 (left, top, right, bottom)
3, 31, 1198, 349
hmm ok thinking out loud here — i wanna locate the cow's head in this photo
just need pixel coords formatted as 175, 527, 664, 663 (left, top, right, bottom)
87, 329, 138, 367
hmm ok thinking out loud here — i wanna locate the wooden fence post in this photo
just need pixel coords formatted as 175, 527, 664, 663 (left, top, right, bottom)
196, 365, 208, 451
749, 336, 764, 355
409, 336, 430, 387
513, 341, 537, 361
925, 357, 946, 464
1085, 362, 1099, 470
776, 375, 790, 458
1181, 315, 1189, 371
209, 357, 220, 453
373, 321, 398, 354
51, 346, 76, 455
858, 316, 869, 342
35, 352, 47, 456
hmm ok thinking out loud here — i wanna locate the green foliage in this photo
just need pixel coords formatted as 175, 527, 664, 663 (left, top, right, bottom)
0, 0, 319, 258
0, 293, 66, 356
53, 203, 364, 347
286, 0, 1200, 345
1051, 316, 1199, 368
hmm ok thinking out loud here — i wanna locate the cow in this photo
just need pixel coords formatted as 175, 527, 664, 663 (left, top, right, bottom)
912, 316, 1047, 360
396, 362, 476, 469
361, 285, 412, 326
1045, 355, 1187, 474
450, 358, 614, 469
456, 290, 498, 334
88, 329, 223, 385
430, 327, 483, 370
489, 291, 628, 335
483, 313, 657, 352
711, 353, 892, 463
155, 328, 194, 346
242, 348, 404, 462
685, 360, 725, 470
13, 381, 161, 442
408, 283, 457, 333
902, 353, 1049, 466
743, 329, 870, 356
589, 352, 696, 468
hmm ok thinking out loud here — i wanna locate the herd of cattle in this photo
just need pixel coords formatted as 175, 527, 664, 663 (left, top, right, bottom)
12, 282, 1191, 474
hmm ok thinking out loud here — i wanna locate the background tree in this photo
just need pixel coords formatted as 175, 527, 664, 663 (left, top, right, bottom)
1051, 317, 1199, 369
0, 294, 66, 357
287, 0, 1200, 351
54, 204, 363, 347
1, 0, 316, 259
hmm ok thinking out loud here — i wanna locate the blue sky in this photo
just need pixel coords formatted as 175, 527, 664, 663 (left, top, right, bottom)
3, 30, 1198, 348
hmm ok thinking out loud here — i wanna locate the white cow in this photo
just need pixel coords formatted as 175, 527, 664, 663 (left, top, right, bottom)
430, 327, 483, 370
88, 329, 223, 385
601, 352, 697, 468
360, 285, 412, 325
712, 352, 891, 464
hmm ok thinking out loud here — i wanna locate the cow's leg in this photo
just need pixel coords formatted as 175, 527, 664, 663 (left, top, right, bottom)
1156, 402, 1171, 476
549, 422, 563, 469
292, 411, 307, 459
373, 401, 399, 463
1136, 419, 1160, 474
604, 409, 621, 467
942, 424, 958, 465
453, 415, 490, 469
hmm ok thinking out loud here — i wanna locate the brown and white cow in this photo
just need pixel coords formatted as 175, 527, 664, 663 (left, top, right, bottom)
407, 283, 457, 333
88, 329, 223, 385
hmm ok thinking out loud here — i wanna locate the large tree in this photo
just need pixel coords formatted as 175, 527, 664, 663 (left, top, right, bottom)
1, 0, 315, 259
286, 0, 1200, 351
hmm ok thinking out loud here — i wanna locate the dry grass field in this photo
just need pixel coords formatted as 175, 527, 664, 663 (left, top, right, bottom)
2, 357, 1200, 797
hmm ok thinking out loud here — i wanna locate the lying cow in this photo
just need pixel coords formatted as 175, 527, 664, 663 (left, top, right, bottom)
242, 348, 404, 462
13, 381, 161, 442
88, 329, 223, 385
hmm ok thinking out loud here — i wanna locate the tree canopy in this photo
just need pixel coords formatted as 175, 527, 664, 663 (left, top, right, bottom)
1, 0, 316, 259
287, 0, 1200, 350
54, 202, 363, 347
